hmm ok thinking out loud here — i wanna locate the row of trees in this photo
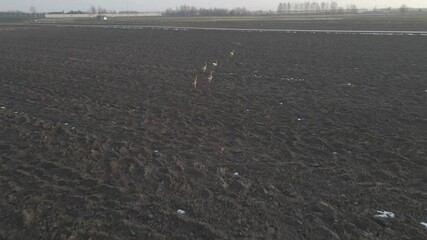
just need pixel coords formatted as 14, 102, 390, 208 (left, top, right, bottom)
88, 6, 117, 14
7, 3, 421, 17
0, 6, 42, 18
374, 5, 419, 14
49, 6, 116, 15
0, 11, 44, 18
277, 2, 358, 14
163, 5, 254, 17
163, 3, 364, 17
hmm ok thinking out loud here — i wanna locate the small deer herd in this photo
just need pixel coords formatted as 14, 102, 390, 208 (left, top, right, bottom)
191, 49, 235, 88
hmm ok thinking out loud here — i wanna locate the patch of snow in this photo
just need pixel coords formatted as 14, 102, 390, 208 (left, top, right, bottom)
177, 209, 185, 215
374, 210, 395, 219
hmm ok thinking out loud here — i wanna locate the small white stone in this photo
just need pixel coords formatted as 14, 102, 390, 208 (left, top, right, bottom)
0, 107, 5, 109
333, 152, 338, 155
153, 150, 159, 153
280, 102, 284, 105
374, 210, 395, 219
347, 83, 352, 86
233, 172, 239, 176
297, 118, 302, 121
71, 127, 76, 130
14, 111, 18, 114
177, 209, 185, 215
421, 222, 427, 229
64, 123, 69, 126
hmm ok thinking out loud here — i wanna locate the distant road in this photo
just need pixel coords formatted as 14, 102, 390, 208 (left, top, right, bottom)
113, 25, 427, 35
4, 23, 427, 35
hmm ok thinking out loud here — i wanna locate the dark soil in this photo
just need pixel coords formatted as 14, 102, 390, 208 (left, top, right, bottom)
0, 25, 426, 240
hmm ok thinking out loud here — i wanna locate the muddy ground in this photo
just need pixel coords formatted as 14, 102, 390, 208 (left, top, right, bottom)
0, 25, 426, 239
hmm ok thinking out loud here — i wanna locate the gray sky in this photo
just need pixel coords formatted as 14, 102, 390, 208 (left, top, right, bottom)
1, 0, 426, 12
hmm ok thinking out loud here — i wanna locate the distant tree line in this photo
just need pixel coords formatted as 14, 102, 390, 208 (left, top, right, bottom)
48, 6, 116, 15
0, 11, 44, 18
375, 5, 425, 14
66, 10, 85, 14
163, 5, 255, 17
277, 1, 358, 14
119, 11, 139, 14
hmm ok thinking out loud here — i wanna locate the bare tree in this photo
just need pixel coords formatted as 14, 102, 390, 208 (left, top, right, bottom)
97, 6, 108, 14
89, 5, 96, 14
400, 4, 408, 14
276, 2, 350, 15
347, 4, 358, 14
277, 3, 284, 13
330, 2, 338, 14
29, 6, 36, 18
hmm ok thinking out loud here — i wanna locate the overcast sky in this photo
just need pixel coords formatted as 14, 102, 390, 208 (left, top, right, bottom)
1, 0, 426, 12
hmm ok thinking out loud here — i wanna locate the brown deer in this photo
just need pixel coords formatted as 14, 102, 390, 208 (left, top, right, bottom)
207, 71, 213, 84
192, 75, 198, 88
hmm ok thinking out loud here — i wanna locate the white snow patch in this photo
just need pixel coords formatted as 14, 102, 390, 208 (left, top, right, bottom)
374, 211, 395, 219
177, 209, 186, 215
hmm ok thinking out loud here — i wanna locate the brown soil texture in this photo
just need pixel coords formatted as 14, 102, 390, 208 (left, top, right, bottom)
0, 26, 426, 239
